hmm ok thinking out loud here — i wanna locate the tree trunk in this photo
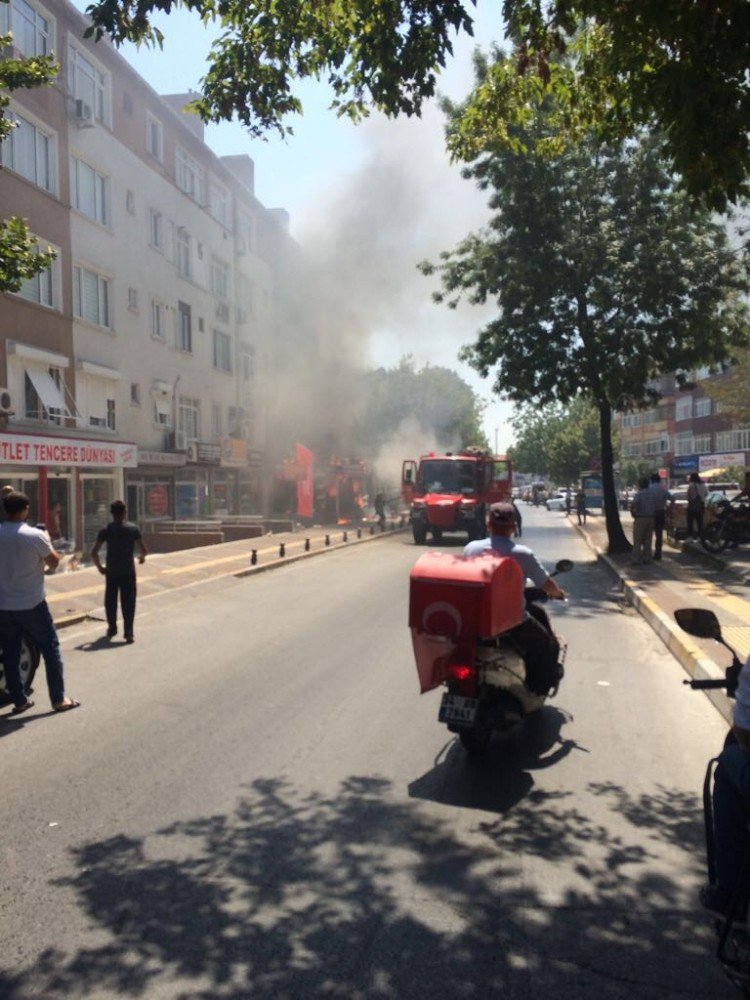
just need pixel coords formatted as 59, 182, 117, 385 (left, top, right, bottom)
598, 401, 631, 554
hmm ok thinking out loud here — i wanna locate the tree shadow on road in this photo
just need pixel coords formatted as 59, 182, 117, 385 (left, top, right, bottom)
0, 771, 730, 999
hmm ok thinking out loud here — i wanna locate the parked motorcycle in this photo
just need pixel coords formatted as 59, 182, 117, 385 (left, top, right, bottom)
701, 496, 750, 554
409, 551, 572, 756
675, 607, 750, 996
0, 638, 40, 705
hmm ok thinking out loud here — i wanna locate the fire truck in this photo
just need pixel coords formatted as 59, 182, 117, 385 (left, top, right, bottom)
402, 448, 513, 544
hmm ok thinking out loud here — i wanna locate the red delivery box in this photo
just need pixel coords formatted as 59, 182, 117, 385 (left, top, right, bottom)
409, 552, 524, 692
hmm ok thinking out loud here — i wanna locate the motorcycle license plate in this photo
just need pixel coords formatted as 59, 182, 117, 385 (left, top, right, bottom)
438, 693, 478, 727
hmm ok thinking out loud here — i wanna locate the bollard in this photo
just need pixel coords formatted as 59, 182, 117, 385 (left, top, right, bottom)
279, 542, 286, 558
304, 537, 310, 552
251, 549, 258, 565
343, 531, 348, 543
357, 528, 362, 539
370, 525, 375, 535
325, 534, 330, 546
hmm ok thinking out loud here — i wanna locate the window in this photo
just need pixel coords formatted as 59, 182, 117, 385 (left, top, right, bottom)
80, 375, 116, 430
211, 402, 222, 436
620, 411, 641, 429
148, 209, 163, 250
16, 242, 57, 308
1, 111, 56, 192
644, 436, 670, 456
178, 396, 200, 441
177, 301, 192, 352
2, 0, 52, 57
210, 256, 230, 300
130, 383, 141, 405
693, 433, 712, 454
208, 180, 229, 227
213, 329, 232, 372
70, 157, 108, 224
716, 428, 750, 452
175, 146, 204, 202
68, 45, 108, 124
150, 299, 166, 340
24, 366, 67, 423
146, 114, 163, 162
176, 228, 191, 278
73, 264, 110, 327
236, 274, 252, 322
126, 189, 135, 215
674, 431, 694, 457
675, 396, 693, 422
695, 397, 712, 418
237, 211, 254, 254
127, 287, 138, 312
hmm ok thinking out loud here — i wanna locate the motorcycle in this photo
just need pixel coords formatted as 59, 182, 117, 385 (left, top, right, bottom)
675, 607, 750, 995
0, 637, 40, 705
409, 551, 572, 756
701, 496, 750, 554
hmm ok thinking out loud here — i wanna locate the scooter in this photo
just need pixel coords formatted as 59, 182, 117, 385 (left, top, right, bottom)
409, 551, 572, 756
675, 607, 750, 996
0, 637, 40, 705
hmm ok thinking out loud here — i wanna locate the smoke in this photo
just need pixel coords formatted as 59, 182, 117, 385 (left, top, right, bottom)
370, 416, 458, 496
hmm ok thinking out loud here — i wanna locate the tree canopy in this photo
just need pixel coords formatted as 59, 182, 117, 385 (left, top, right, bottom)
510, 398, 602, 486
85, 0, 750, 208
422, 53, 749, 552
0, 29, 57, 292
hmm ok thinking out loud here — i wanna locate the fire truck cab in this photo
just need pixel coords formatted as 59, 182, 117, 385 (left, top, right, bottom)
402, 449, 513, 545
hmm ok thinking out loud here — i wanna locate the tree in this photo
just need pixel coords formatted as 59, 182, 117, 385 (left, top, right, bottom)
511, 398, 602, 485
421, 56, 749, 553
0, 26, 57, 291
85, 1, 750, 208
703, 351, 750, 424
353, 357, 488, 455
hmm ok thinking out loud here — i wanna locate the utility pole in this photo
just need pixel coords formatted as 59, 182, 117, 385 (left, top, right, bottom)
494, 427, 499, 455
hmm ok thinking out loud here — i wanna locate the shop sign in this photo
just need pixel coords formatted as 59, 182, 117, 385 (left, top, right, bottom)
220, 437, 249, 467
145, 483, 170, 517
194, 442, 221, 465
139, 450, 186, 468
0, 432, 137, 468
699, 452, 746, 472
673, 455, 699, 473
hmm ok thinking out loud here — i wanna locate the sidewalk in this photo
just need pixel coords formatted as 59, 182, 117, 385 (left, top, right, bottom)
44, 521, 403, 630
573, 510, 750, 723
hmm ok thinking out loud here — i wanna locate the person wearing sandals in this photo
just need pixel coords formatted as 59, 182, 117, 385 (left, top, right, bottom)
0, 492, 79, 716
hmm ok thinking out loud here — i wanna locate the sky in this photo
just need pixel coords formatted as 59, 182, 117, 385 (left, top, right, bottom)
74, 0, 516, 451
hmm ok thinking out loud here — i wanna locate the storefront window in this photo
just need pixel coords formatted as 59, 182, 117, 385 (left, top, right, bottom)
175, 470, 209, 519
82, 476, 114, 549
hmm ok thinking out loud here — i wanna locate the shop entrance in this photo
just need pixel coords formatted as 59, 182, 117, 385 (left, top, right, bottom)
47, 475, 73, 546
81, 475, 115, 550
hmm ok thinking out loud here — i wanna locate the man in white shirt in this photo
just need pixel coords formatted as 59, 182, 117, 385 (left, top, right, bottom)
703, 655, 750, 916
0, 491, 79, 716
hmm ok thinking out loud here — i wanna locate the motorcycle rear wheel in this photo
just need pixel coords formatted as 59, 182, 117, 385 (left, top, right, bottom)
702, 521, 730, 554
459, 726, 492, 756
0, 638, 40, 704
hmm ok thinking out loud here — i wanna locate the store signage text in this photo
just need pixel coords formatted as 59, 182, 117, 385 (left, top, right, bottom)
0, 434, 138, 468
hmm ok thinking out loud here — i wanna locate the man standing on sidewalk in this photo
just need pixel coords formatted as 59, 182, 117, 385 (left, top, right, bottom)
92, 500, 147, 643
630, 477, 656, 564
649, 472, 670, 561
0, 491, 79, 715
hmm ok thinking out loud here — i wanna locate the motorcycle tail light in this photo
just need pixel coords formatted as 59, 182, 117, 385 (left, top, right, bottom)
447, 663, 477, 695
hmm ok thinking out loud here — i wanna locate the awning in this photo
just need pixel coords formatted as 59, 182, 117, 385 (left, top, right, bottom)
25, 368, 69, 415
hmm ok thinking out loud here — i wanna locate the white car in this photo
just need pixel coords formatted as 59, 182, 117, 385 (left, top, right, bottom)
546, 491, 570, 511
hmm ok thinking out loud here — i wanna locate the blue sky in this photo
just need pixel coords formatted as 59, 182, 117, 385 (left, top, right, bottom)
73, 0, 516, 450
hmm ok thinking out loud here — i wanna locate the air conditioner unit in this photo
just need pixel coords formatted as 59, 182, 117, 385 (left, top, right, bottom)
73, 99, 94, 126
186, 442, 198, 463
0, 388, 14, 415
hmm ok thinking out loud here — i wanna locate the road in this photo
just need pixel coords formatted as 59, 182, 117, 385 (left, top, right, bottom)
0, 507, 733, 998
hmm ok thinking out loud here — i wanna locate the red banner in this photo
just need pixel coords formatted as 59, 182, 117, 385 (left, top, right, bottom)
295, 444, 314, 519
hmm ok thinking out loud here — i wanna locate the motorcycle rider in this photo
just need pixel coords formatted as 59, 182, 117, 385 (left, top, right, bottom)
464, 502, 565, 695
703, 650, 750, 917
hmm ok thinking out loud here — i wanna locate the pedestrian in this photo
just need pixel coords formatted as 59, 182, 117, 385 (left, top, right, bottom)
0, 491, 79, 715
630, 476, 656, 564
0, 484, 14, 523
575, 487, 587, 526
91, 500, 147, 643
565, 487, 572, 516
686, 472, 708, 539
649, 472, 670, 561
373, 491, 386, 530
512, 498, 523, 537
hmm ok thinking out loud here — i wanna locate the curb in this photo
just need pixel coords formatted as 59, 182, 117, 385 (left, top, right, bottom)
571, 520, 733, 724
681, 539, 750, 586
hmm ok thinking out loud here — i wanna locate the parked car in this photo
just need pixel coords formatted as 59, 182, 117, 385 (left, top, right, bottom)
546, 490, 570, 511
666, 482, 741, 541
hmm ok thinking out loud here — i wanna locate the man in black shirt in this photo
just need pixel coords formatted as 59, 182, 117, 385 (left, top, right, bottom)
92, 500, 147, 643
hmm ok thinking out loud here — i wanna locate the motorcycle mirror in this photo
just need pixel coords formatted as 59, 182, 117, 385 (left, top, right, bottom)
674, 608, 722, 641
555, 559, 574, 574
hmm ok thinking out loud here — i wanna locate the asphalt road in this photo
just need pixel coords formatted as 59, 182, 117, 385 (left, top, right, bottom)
0, 507, 733, 999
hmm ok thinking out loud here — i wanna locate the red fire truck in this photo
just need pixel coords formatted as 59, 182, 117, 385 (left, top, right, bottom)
402, 448, 513, 544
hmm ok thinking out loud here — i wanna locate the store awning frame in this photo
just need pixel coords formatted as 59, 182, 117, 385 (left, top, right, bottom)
25, 367, 70, 416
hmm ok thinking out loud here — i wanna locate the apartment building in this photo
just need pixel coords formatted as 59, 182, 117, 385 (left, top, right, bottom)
0, 0, 293, 548
617, 369, 749, 484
